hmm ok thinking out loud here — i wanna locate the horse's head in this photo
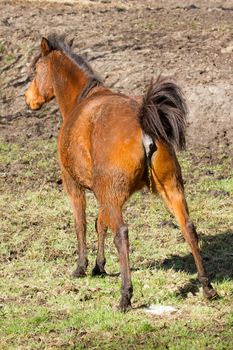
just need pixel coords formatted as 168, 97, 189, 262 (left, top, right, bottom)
25, 37, 55, 110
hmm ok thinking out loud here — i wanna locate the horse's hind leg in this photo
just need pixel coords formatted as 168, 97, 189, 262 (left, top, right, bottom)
150, 147, 218, 298
92, 212, 107, 276
156, 178, 217, 298
114, 222, 133, 312
98, 204, 133, 312
62, 170, 88, 277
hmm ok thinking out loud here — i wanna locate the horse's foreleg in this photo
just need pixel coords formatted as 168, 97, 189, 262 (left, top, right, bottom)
152, 170, 218, 299
92, 213, 107, 276
62, 171, 88, 277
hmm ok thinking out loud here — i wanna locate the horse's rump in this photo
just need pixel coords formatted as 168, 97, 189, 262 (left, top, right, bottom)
91, 94, 145, 190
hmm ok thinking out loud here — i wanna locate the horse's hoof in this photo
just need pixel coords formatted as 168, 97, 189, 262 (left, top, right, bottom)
118, 299, 132, 313
203, 287, 219, 300
72, 267, 86, 278
91, 264, 107, 277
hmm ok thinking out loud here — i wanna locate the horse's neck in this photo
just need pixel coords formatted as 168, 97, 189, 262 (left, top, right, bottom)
52, 53, 89, 119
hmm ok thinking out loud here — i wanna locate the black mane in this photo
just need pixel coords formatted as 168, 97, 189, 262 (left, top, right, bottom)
47, 34, 98, 78
31, 34, 102, 83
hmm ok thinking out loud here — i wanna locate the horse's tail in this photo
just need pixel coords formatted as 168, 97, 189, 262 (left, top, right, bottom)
139, 76, 188, 150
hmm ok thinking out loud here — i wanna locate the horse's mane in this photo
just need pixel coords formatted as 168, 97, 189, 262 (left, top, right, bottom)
30, 34, 102, 83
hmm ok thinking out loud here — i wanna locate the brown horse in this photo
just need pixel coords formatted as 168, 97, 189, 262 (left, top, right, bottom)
25, 34, 217, 311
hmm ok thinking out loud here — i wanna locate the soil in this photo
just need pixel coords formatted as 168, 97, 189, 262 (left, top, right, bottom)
0, 0, 232, 158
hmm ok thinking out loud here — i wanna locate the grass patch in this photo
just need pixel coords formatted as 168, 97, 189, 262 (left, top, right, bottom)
0, 138, 233, 349
0, 42, 5, 53
4, 54, 16, 64
0, 142, 19, 164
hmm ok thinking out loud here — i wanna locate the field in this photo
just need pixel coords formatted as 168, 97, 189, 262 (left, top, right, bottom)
0, 0, 233, 349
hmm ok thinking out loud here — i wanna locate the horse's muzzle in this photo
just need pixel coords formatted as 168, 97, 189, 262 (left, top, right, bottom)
24, 92, 43, 110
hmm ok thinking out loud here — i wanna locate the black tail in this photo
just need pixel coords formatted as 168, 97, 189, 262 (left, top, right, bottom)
139, 76, 188, 150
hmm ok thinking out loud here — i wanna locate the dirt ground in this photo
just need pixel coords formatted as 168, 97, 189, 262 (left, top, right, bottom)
0, 0, 233, 153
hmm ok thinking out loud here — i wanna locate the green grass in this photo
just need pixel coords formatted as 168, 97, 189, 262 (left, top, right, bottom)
4, 54, 16, 64
0, 142, 19, 163
0, 137, 233, 349
0, 42, 5, 54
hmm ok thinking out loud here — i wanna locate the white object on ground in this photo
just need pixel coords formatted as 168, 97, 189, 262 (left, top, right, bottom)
144, 304, 177, 315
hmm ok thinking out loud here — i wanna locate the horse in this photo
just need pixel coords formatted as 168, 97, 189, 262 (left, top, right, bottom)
25, 34, 217, 311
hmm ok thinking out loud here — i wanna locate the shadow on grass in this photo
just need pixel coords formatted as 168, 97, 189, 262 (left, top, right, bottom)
140, 230, 233, 284
95, 231, 233, 297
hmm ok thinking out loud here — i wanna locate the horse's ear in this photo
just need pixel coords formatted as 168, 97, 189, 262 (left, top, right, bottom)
68, 38, 74, 48
41, 37, 51, 56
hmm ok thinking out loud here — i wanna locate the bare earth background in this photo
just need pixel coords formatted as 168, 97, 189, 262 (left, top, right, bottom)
0, 0, 233, 149
0, 1, 233, 350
